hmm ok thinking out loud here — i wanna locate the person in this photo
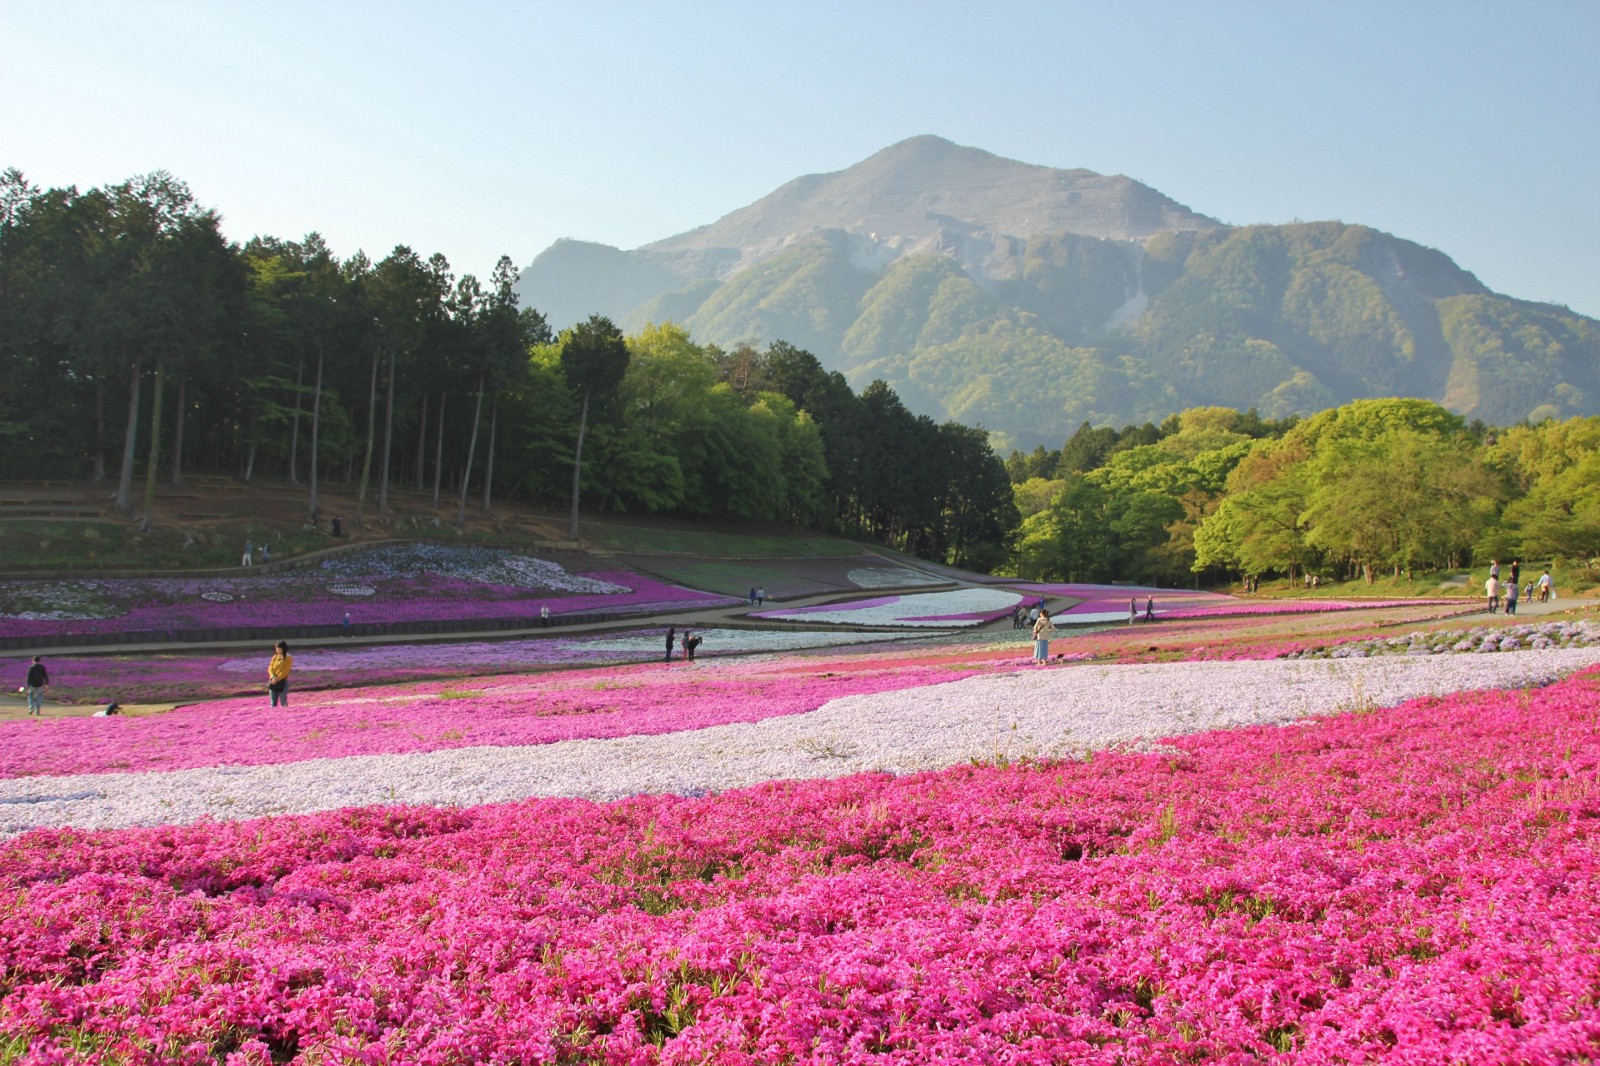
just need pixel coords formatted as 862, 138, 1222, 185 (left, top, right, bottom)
1028, 604, 1040, 628
268, 641, 293, 707
1505, 576, 1519, 616
1490, 559, 1500, 582
1144, 596, 1155, 622
748, 587, 757, 607
242, 540, 253, 567
1525, 580, 1534, 603
1485, 573, 1499, 613
1539, 570, 1552, 602
665, 626, 677, 663
341, 612, 352, 638
92, 702, 121, 717
1509, 559, 1521, 588
1129, 598, 1138, 626
683, 630, 701, 661
1031, 609, 1055, 663
24, 656, 47, 716
331, 516, 343, 537
539, 604, 550, 626
261, 543, 271, 565
756, 586, 766, 606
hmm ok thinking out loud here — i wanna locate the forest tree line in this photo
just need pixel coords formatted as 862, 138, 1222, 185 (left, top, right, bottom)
1006, 399, 1600, 585
0, 169, 1017, 569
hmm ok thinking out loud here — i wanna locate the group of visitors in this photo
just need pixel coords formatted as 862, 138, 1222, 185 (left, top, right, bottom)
240, 540, 272, 566
664, 626, 703, 662
1012, 599, 1049, 630
1486, 559, 1554, 613
747, 587, 766, 607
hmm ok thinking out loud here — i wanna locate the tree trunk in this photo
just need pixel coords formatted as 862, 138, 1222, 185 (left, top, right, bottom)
568, 385, 591, 541
140, 360, 165, 532
379, 347, 396, 513
481, 392, 498, 514
457, 373, 484, 528
415, 390, 428, 490
94, 376, 107, 482
308, 345, 324, 521
169, 375, 186, 488
288, 356, 303, 485
115, 359, 142, 513
355, 351, 380, 527
432, 391, 446, 506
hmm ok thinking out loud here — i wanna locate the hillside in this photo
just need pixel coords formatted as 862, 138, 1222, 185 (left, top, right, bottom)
516, 137, 1600, 448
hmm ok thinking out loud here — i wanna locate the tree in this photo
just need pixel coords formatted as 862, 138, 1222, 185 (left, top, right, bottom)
559, 314, 630, 539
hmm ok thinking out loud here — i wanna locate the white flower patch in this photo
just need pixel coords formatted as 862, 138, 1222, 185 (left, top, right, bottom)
763, 588, 1023, 627
13, 647, 1599, 836
846, 567, 946, 589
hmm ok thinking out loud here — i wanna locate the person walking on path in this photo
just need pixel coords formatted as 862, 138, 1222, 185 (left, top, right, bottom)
1505, 577, 1519, 616
748, 587, 757, 607
665, 626, 677, 663
1129, 598, 1138, 626
1485, 574, 1500, 614
1539, 570, 1553, 602
756, 586, 766, 607
1144, 596, 1155, 622
1031, 609, 1055, 664
24, 656, 48, 716
341, 612, 352, 638
242, 540, 254, 567
268, 641, 293, 707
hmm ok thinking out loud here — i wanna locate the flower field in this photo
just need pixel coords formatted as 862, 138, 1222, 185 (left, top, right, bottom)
0, 628, 927, 704
4, 639, 1600, 1060
1014, 583, 1454, 624
0, 545, 735, 639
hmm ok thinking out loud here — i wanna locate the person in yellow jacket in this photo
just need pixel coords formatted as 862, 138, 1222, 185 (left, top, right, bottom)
1031, 609, 1055, 664
268, 641, 293, 707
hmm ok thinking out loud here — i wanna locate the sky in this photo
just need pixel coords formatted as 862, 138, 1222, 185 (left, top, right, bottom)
4, 0, 1597, 315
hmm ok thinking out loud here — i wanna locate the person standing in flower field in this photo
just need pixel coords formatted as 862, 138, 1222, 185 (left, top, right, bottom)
665, 626, 676, 663
268, 641, 293, 707
1031, 609, 1055, 664
24, 656, 48, 716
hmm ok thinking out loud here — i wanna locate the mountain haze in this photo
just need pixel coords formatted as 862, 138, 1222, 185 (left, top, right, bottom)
517, 136, 1600, 447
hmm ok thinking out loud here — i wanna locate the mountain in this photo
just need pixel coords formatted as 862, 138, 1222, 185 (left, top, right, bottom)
516, 136, 1600, 448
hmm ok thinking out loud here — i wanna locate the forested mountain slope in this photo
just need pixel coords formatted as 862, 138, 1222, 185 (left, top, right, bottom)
517, 138, 1600, 448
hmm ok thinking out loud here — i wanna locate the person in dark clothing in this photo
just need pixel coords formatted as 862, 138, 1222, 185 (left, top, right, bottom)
665, 626, 677, 663
1510, 559, 1521, 588
25, 656, 48, 716
1144, 596, 1155, 622
684, 631, 702, 661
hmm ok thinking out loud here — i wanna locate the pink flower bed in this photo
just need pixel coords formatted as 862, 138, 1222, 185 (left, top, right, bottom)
3, 670, 1599, 1061
0, 572, 733, 639
0, 661, 983, 780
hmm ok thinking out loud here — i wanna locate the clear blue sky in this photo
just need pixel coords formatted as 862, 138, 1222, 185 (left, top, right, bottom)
4, 0, 1596, 315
